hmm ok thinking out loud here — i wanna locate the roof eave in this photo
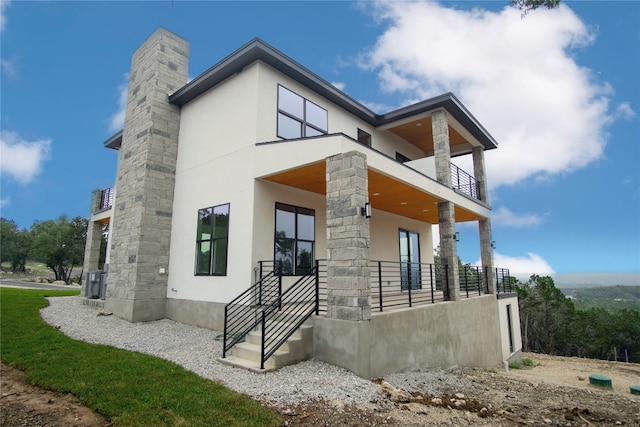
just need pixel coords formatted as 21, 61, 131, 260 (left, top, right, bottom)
104, 130, 123, 150
168, 39, 497, 151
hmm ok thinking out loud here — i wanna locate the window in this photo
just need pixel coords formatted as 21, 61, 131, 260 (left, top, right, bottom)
274, 203, 315, 275
357, 128, 371, 147
277, 85, 327, 139
195, 204, 230, 276
396, 152, 411, 163
399, 229, 421, 290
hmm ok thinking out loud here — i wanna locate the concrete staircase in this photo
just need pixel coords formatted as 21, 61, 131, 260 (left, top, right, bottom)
218, 322, 314, 373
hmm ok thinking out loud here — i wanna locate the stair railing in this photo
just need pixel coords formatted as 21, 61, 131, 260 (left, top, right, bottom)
222, 262, 282, 359
259, 260, 320, 369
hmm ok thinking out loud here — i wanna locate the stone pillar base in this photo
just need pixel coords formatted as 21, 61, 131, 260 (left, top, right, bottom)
105, 298, 166, 323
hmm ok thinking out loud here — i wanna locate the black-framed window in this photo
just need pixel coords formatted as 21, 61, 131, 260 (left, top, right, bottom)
396, 152, 411, 163
277, 85, 328, 139
274, 202, 315, 275
357, 128, 372, 147
195, 203, 230, 276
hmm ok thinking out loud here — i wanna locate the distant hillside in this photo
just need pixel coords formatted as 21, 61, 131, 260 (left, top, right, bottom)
552, 272, 639, 288
572, 285, 640, 311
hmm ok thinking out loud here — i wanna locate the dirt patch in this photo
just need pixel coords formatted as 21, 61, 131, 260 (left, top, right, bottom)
0, 362, 109, 427
276, 353, 640, 426
2, 353, 640, 426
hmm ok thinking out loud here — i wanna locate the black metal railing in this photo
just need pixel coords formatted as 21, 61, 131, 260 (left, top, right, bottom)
450, 163, 480, 200
370, 260, 446, 312
459, 265, 483, 298
259, 260, 321, 369
99, 187, 114, 210
495, 268, 512, 293
222, 261, 282, 359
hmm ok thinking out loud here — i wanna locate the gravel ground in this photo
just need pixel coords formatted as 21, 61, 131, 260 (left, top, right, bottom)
40, 296, 389, 407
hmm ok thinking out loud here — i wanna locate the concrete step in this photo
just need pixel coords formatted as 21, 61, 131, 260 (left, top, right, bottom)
223, 322, 313, 372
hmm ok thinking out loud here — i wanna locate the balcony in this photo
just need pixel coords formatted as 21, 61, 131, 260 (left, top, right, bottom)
404, 157, 481, 201
99, 187, 114, 210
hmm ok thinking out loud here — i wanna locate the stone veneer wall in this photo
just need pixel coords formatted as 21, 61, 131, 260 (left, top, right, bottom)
432, 109, 460, 300
325, 151, 371, 321
105, 28, 189, 322
82, 190, 103, 284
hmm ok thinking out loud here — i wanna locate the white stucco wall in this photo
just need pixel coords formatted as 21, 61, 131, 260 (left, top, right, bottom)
497, 295, 523, 361
166, 59, 486, 306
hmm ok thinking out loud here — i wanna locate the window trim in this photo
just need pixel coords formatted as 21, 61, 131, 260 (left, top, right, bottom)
274, 202, 315, 276
277, 85, 328, 139
195, 203, 230, 276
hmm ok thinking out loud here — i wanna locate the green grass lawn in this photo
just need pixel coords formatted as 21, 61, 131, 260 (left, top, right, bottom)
0, 288, 282, 427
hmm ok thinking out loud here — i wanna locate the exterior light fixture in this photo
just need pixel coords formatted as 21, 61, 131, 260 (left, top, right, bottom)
453, 232, 460, 242
491, 241, 496, 249
361, 202, 371, 219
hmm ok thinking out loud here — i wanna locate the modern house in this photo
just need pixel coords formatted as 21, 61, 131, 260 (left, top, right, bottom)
83, 28, 522, 378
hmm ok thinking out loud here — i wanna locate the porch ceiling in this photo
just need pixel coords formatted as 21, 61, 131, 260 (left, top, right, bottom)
261, 161, 482, 224
385, 117, 469, 155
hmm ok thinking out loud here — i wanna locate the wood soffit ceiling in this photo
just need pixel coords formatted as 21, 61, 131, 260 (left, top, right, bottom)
386, 117, 469, 154
262, 162, 481, 224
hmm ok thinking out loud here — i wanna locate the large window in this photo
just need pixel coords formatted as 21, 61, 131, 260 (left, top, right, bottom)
274, 203, 315, 275
277, 85, 328, 139
195, 204, 230, 276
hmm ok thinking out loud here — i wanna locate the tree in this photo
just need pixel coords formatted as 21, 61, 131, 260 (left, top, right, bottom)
514, 274, 573, 354
511, 0, 561, 15
0, 218, 32, 273
31, 215, 87, 284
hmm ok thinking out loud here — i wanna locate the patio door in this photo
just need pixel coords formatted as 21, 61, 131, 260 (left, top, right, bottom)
399, 229, 421, 290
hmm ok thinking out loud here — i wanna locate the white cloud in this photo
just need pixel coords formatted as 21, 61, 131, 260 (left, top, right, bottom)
331, 81, 346, 91
0, 197, 10, 208
108, 75, 128, 132
0, 0, 10, 33
614, 102, 635, 120
493, 206, 544, 227
1, 58, 17, 78
361, 1, 627, 188
0, 130, 51, 184
490, 251, 555, 276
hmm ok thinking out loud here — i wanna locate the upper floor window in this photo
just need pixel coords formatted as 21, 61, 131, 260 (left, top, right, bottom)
396, 152, 411, 163
274, 202, 315, 275
277, 85, 327, 139
357, 129, 372, 147
195, 203, 230, 276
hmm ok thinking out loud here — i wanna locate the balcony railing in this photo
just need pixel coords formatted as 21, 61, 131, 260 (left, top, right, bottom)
255, 260, 511, 315
495, 268, 513, 293
99, 187, 114, 210
451, 163, 480, 201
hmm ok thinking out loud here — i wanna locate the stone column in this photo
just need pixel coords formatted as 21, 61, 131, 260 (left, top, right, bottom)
472, 146, 496, 292
105, 28, 189, 322
438, 202, 460, 300
433, 109, 452, 187
472, 146, 488, 204
432, 109, 460, 300
326, 151, 371, 321
479, 219, 496, 293
82, 190, 103, 297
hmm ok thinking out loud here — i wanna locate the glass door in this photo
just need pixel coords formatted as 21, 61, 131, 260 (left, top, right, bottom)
399, 229, 421, 290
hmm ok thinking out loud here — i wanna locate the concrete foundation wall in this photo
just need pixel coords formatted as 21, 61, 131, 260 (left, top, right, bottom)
166, 298, 226, 331
314, 295, 503, 378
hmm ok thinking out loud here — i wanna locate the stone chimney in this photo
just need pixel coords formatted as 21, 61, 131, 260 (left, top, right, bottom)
105, 28, 189, 322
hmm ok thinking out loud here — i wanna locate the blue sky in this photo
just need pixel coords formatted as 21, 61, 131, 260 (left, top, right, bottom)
1, 0, 638, 277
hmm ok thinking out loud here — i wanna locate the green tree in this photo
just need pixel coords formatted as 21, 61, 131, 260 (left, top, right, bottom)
0, 218, 32, 273
511, 0, 561, 15
514, 275, 573, 354
31, 215, 87, 284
